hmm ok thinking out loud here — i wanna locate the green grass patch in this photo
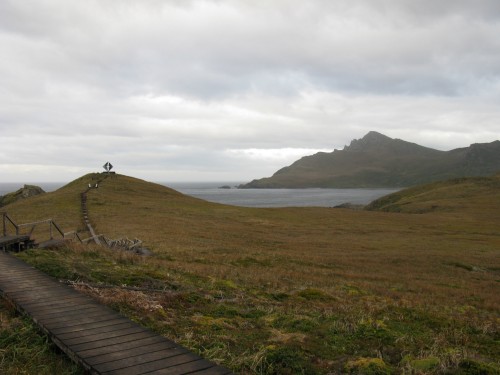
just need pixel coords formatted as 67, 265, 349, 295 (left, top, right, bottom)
345, 357, 392, 375
296, 288, 333, 301
458, 359, 500, 375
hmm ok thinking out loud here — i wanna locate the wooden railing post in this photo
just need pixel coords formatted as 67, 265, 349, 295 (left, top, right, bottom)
2, 213, 19, 235
52, 221, 65, 238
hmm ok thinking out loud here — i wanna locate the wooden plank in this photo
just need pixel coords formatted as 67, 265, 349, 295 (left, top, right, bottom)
33, 303, 104, 317
70, 331, 157, 353
85, 340, 180, 366
57, 321, 136, 341
0, 282, 66, 293
29, 303, 102, 318
8, 292, 88, 305
0, 279, 67, 289
6, 285, 93, 300
0, 267, 48, 275
10, 296, 86, 308
43, 312, 123, 330
63, 325, 146, 346
77, 335, 168, 359
20, 300, 105, 318
13, 294, 96, 310
185, 366, 233, 375
100, 354, 209, 375
6, 282, 85, 294
11, 294, 102, 315
0, 273, 39, 280
50, 317, 131, 335
39, 309, 117, 327
34, 305, 104, 320
0, 265, 53, 274
0, 270, 59, 278
94, 347, 190, 373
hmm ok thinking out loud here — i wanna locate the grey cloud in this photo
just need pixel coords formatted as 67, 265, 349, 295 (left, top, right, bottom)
1, 1, 499, 182
3, 1, 499, 98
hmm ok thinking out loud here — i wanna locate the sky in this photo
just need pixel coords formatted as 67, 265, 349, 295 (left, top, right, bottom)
1, 0, 499, 183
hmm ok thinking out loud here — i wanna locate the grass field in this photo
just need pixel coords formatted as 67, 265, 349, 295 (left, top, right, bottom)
1, 173, 499, 374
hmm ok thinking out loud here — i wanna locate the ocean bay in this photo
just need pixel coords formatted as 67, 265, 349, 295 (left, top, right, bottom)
167, 182, 399, 208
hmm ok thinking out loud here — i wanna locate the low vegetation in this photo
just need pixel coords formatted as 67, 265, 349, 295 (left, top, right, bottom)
2, 173, 499, 374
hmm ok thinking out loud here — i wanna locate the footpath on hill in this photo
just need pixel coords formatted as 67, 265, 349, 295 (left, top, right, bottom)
79, 173, 150, 255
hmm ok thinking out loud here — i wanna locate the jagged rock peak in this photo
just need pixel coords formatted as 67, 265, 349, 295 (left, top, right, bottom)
20, 184, 46, 198
345, 131, 393, 151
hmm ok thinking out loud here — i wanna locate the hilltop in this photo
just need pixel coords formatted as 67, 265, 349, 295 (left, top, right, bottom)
2, 173, 499, 374
239, 131, 500, 188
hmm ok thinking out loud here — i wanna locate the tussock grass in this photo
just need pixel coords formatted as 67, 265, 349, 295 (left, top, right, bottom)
4, 173, 500, 374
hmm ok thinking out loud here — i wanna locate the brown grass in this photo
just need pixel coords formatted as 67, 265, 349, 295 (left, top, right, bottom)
3, 173, 500, 374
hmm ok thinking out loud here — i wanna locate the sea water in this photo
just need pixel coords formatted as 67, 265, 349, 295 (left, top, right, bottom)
0, 182, 399, 208
166, 182, 399, 208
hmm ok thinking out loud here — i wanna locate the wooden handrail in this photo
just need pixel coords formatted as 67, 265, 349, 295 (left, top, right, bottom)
17, 219, 65, 240
2, 212, 78, 242
17, 219, 53, 227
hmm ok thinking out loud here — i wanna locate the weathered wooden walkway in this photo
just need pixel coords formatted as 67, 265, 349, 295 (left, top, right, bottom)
0, 251, 232, 375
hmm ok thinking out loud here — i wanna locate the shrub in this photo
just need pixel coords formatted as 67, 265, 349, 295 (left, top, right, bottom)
345, 357, 392, 375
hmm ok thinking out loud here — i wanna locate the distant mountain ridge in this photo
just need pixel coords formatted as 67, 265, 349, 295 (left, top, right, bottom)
239, 131, 500, 188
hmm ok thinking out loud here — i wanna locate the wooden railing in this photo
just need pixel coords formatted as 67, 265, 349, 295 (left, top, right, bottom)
17, 218, 64, 239
1, 211, 82, 243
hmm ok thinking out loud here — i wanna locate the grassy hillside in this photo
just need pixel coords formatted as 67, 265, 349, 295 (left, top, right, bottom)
2, 173, 499, 374
366, 174, 500, 214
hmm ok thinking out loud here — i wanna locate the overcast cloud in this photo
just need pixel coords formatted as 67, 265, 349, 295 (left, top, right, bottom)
1, 0, 499, 183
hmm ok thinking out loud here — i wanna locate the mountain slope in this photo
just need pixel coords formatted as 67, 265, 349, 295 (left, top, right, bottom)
239, 131, 500, 188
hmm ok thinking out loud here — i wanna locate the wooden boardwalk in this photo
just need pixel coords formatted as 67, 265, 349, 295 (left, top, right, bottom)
0, 251, 232, 375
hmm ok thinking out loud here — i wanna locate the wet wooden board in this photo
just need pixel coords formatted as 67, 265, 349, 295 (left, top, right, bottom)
0, 235, 31, 250
0, 251, 232, 375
